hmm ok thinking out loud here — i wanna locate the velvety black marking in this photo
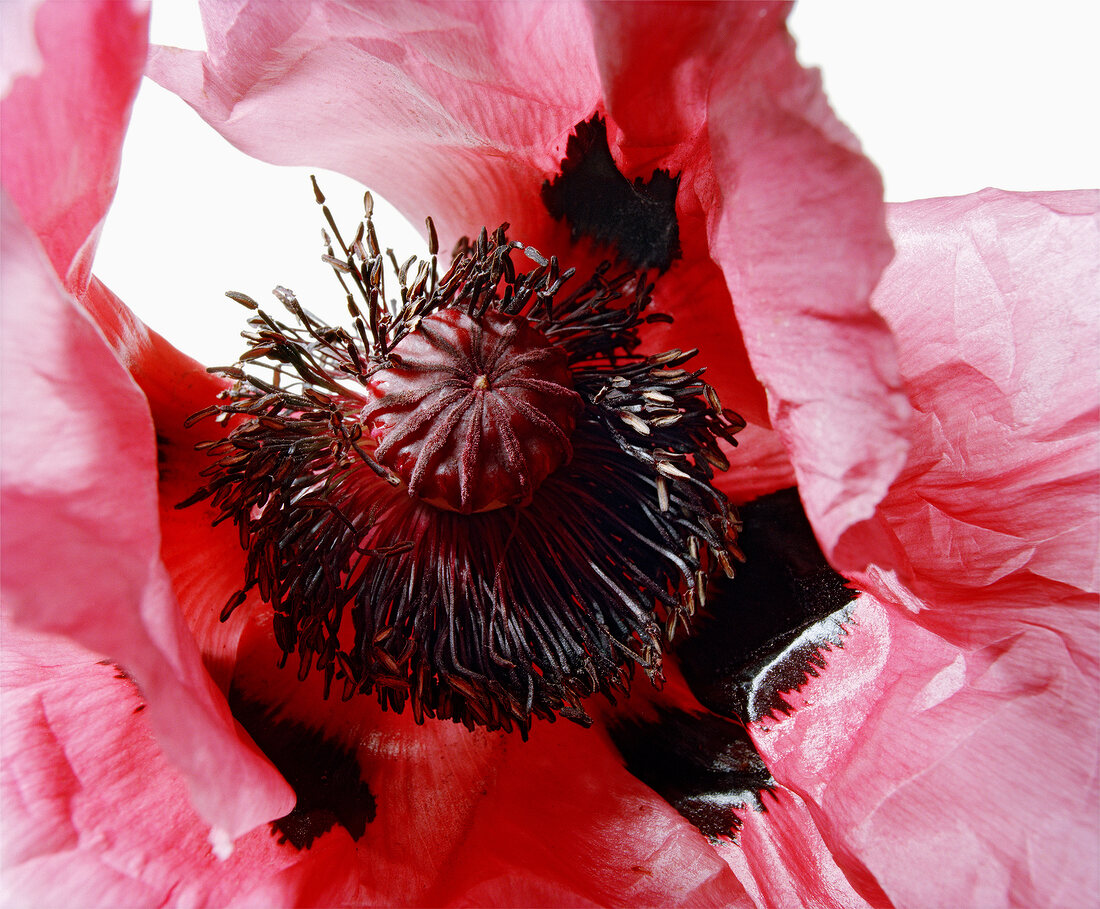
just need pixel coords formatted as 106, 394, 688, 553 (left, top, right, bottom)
676, 488, 857, 722
229, 687, 375, 850
609, 708, 773, 840
542, 116, 681, 273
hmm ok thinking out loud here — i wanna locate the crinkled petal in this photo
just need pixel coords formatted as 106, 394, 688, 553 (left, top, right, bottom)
1, 625, 352, 908
2, 0, 295, 839
78, 275, 255, 690
5, 608, 755, 907
419, 721, 751, 907
0, 201, 293, 841
700, 24, 909, 564
580, 1, 785, 429
746, 192, 1098, 908
0, 0, 148, 294
579, 1, 907, 532
223, 613, 755, 907
147, 0, 599, 250
727, 785, 886, 909
854, 190, 1100, 645
755, 594, 1099, 908
745, 191, 1099, 908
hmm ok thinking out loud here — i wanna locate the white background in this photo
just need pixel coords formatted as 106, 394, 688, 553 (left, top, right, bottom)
96, 1, 1100, 367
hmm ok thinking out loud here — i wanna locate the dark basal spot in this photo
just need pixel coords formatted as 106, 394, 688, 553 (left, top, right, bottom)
543, 115, 681, 273
229, 687, 375, 850
609, 708, 774, 841
676, 488, 858, 722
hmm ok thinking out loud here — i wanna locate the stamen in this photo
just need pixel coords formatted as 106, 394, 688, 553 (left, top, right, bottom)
183, 183, 744, 736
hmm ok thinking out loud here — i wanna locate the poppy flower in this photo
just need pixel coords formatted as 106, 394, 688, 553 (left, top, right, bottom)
2, 2, 1097, 908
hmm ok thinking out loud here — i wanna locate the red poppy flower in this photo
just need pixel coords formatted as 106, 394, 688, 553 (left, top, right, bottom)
2, 2, 1097, 907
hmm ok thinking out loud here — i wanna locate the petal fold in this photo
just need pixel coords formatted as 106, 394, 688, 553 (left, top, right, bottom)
1, 627, 345, 908
857, 190, 1100, 645
0, 201, 294, 841
3, 0, 295, 839
147, 1, 600, 249
731, 786, 885, 909
703, 25, 909, 563
756, 594, 1099, 908
583, 1, 907, 548
752, 191, 1098, 909
0, 0, 149, 293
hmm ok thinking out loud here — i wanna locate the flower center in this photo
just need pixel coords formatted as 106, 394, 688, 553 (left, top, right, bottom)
363, 308, 581, 514
185, 190, 746, 737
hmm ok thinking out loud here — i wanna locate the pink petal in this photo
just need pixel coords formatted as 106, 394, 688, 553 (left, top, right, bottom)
1, 626, 354, 907
575, 0, 910, 548
755, 594, 1099, 908
147, 1, 600, 251
0, 202, 293, 841
225, 614, 755, 907
78, 275, 256, 689
730, 785, 886, 909
639, 165, 774, 429
0, 0, 148, 293
419, 720, 752, 907
3, 0, 294, 838
578, 1, 789, 429
753, 192, 1100, 906
0, 0, 43, 95
698, 22, 910, 563
5, 612, 756, 906
855, 190, 1100, 644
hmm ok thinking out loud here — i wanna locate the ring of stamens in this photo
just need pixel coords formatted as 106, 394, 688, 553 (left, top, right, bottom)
183, 187, 745, 737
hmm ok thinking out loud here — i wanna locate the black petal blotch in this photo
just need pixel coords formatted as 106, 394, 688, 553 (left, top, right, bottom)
676, 487, 858, 722
229, 688, 376, 850
542, 115, 681, 273
608, 707, 774, 840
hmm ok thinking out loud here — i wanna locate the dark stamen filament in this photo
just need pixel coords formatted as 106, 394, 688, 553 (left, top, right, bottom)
182, 181, 744, 736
